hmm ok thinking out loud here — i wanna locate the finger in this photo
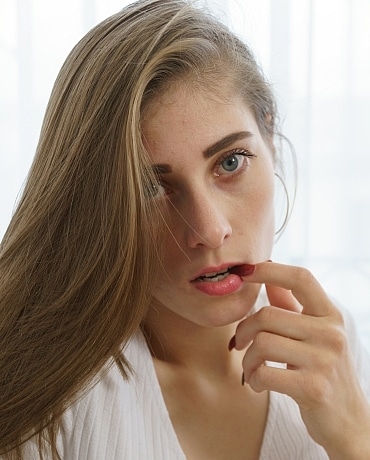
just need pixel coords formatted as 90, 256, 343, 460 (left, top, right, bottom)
243, 261, 335, 318
265, 283, 302, 313
235, 306, 312, 348
247, 365, 299, 394
242, 332, 306, 382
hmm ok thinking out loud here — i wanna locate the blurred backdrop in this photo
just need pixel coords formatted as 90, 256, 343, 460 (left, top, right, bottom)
1, 0, 370, 348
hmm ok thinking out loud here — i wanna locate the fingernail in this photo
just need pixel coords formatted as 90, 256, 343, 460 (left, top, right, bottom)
241, 372, 245, 386
228, 335, 236, 351
230, 264, 255, 277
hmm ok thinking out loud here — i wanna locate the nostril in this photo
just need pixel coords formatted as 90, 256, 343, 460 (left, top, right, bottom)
181, 197, 232, 248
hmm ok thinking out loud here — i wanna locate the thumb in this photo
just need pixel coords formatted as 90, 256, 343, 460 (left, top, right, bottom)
265, 283, 302, 313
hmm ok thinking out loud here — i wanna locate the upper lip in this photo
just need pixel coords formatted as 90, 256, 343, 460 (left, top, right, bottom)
191, 263, 244, 281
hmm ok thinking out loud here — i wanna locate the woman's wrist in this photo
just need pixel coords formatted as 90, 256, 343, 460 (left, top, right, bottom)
326, 409, 370, 460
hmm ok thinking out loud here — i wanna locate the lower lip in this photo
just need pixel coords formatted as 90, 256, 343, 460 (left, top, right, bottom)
192, 273, 243, 296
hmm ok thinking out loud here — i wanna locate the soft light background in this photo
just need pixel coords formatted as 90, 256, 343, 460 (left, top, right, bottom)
1, 0, 370, 349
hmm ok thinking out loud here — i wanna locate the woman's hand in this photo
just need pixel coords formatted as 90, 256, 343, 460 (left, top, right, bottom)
234, 261, 370, 459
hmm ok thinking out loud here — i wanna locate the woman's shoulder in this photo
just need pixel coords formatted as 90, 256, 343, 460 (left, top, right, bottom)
59, 331, 149, 458
59, 330, 185, 460
62, 330, 150, 424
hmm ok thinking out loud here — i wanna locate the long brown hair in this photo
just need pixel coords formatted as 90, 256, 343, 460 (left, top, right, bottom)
0, 0, 278, 457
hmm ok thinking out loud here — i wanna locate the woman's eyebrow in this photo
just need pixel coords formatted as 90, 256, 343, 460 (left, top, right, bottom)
152, 164, 172, 174
203, 131, 253, 158
151, 131, 253, 174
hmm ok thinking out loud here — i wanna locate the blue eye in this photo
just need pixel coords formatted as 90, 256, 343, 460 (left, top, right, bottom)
216, 149, 256, 176
221, 155, 240, 172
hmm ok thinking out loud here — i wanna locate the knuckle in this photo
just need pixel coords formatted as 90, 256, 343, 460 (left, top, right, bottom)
332, 306, 345, 325
250, 365, 269, 393
292, 266, 316, 286
299, 373, 329, 407
309, 327, 347, 373
315, 318, 347, 353
327, 324, 347, 354
257, 306, 275, 324
253, 331, 271, 351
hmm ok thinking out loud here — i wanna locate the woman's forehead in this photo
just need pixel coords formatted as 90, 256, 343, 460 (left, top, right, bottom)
142, 76, 245, 117
142, 87, 259, 163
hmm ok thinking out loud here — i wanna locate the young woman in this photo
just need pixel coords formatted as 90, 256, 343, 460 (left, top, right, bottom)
1, 0, 370, 458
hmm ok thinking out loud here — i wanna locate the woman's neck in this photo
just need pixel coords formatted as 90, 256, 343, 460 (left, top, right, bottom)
142, 301, 244, 379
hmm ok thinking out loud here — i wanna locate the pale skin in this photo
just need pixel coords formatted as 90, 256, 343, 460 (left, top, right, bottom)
141, 82, 370, 459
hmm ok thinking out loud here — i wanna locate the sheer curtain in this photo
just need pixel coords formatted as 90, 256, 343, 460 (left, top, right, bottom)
1, 0, 370, 349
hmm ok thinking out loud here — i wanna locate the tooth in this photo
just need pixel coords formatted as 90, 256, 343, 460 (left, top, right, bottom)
202, 272, 229, 282
203, 268, 229, 278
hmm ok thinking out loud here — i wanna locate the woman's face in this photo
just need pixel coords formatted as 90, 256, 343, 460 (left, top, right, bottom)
142, 84, 275, 327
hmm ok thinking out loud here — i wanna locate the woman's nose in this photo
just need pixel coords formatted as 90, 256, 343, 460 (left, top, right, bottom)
183, 192, 232, 249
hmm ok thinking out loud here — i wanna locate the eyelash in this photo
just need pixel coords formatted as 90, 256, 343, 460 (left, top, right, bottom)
147, 148, 256, 198
215, 148, 257, 176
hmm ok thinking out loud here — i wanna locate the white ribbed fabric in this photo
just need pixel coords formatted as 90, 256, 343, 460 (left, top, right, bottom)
15, 303, 370, 459
260, 391, 327, 459
58, 332, 186, 460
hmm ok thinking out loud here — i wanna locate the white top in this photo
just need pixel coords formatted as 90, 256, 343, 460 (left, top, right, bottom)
19, 304, 370, 459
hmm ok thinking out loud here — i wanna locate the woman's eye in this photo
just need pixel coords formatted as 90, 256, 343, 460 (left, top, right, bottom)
216, 149, 255, 176
221, 155, 240, 172
145, 180, 167, 199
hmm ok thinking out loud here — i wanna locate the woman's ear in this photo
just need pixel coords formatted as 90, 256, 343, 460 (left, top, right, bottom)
265, 112, 273, 125
263, 113, 276, 154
